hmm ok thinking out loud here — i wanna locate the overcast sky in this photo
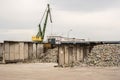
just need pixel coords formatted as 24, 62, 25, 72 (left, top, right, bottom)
0, 0, 120, 42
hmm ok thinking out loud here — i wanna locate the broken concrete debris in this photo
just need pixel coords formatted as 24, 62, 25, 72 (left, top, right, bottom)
74, 44, 120, 67
39, 48, 58, 63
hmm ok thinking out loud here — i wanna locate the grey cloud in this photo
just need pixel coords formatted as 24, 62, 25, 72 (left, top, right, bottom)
51, 0, 120, 12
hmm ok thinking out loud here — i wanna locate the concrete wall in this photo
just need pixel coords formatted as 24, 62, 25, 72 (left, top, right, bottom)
0, 43, 3, 61
3, 41, 43, 63
58, 44, 90, 67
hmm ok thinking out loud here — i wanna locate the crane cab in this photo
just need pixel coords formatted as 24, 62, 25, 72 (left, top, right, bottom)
32, 36, 42, 42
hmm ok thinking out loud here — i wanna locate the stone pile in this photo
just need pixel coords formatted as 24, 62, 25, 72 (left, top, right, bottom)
39, 48, 58, 63
85, 44, 120, 66
24, 48, 58, 63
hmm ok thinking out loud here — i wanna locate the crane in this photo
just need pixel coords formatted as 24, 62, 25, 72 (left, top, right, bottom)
32, 4, 52, 42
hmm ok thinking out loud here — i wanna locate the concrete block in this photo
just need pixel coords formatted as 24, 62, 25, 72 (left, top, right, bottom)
83, 47, 87, 61
76, 45, 80, 61
58, 46, 65, 66
28, 43, 33, 59
14, 43, 20, 60
9, 43, 15, 60
68, 47, 73, 64
33, 43, 37, 59
73, 46, 77, 62
0, 43, 3, 57
19, 42, 24, 60
80, 47, 84, 61
64, 46, 69, 65
37, 44, 41, 58
24, 43, 28, 60
4, 42, 10, 60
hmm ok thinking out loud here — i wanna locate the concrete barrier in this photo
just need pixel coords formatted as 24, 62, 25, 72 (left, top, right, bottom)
0, 43, 3, 61
2, 41, 43, 63
58, 44, 90, 67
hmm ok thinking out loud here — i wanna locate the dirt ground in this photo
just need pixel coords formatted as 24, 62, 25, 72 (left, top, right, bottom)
0, 63, 120, 80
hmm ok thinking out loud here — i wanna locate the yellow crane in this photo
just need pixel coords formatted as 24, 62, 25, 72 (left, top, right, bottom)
32, 4, 52, 42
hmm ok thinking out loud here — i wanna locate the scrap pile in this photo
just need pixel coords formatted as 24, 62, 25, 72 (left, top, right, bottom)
39, 48, 58, 63
85, 44, 120, 66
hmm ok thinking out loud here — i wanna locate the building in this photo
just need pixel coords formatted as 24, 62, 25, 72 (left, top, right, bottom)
47, 36, 85, 44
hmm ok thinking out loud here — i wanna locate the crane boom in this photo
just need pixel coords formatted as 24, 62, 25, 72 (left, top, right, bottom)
32, 4, 52, 42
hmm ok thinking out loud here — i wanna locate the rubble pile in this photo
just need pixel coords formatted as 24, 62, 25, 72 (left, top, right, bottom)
40, 48, 58, 63
85, 44, 120, 66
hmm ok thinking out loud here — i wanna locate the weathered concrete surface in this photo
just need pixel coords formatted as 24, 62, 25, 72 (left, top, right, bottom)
0, 63, 120, 80
3, 41, 44, 63
0, 43, 3, 58
58, 44, 88, 67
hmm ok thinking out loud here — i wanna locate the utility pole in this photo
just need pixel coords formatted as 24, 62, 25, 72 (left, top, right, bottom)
67, 29, 72, 38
